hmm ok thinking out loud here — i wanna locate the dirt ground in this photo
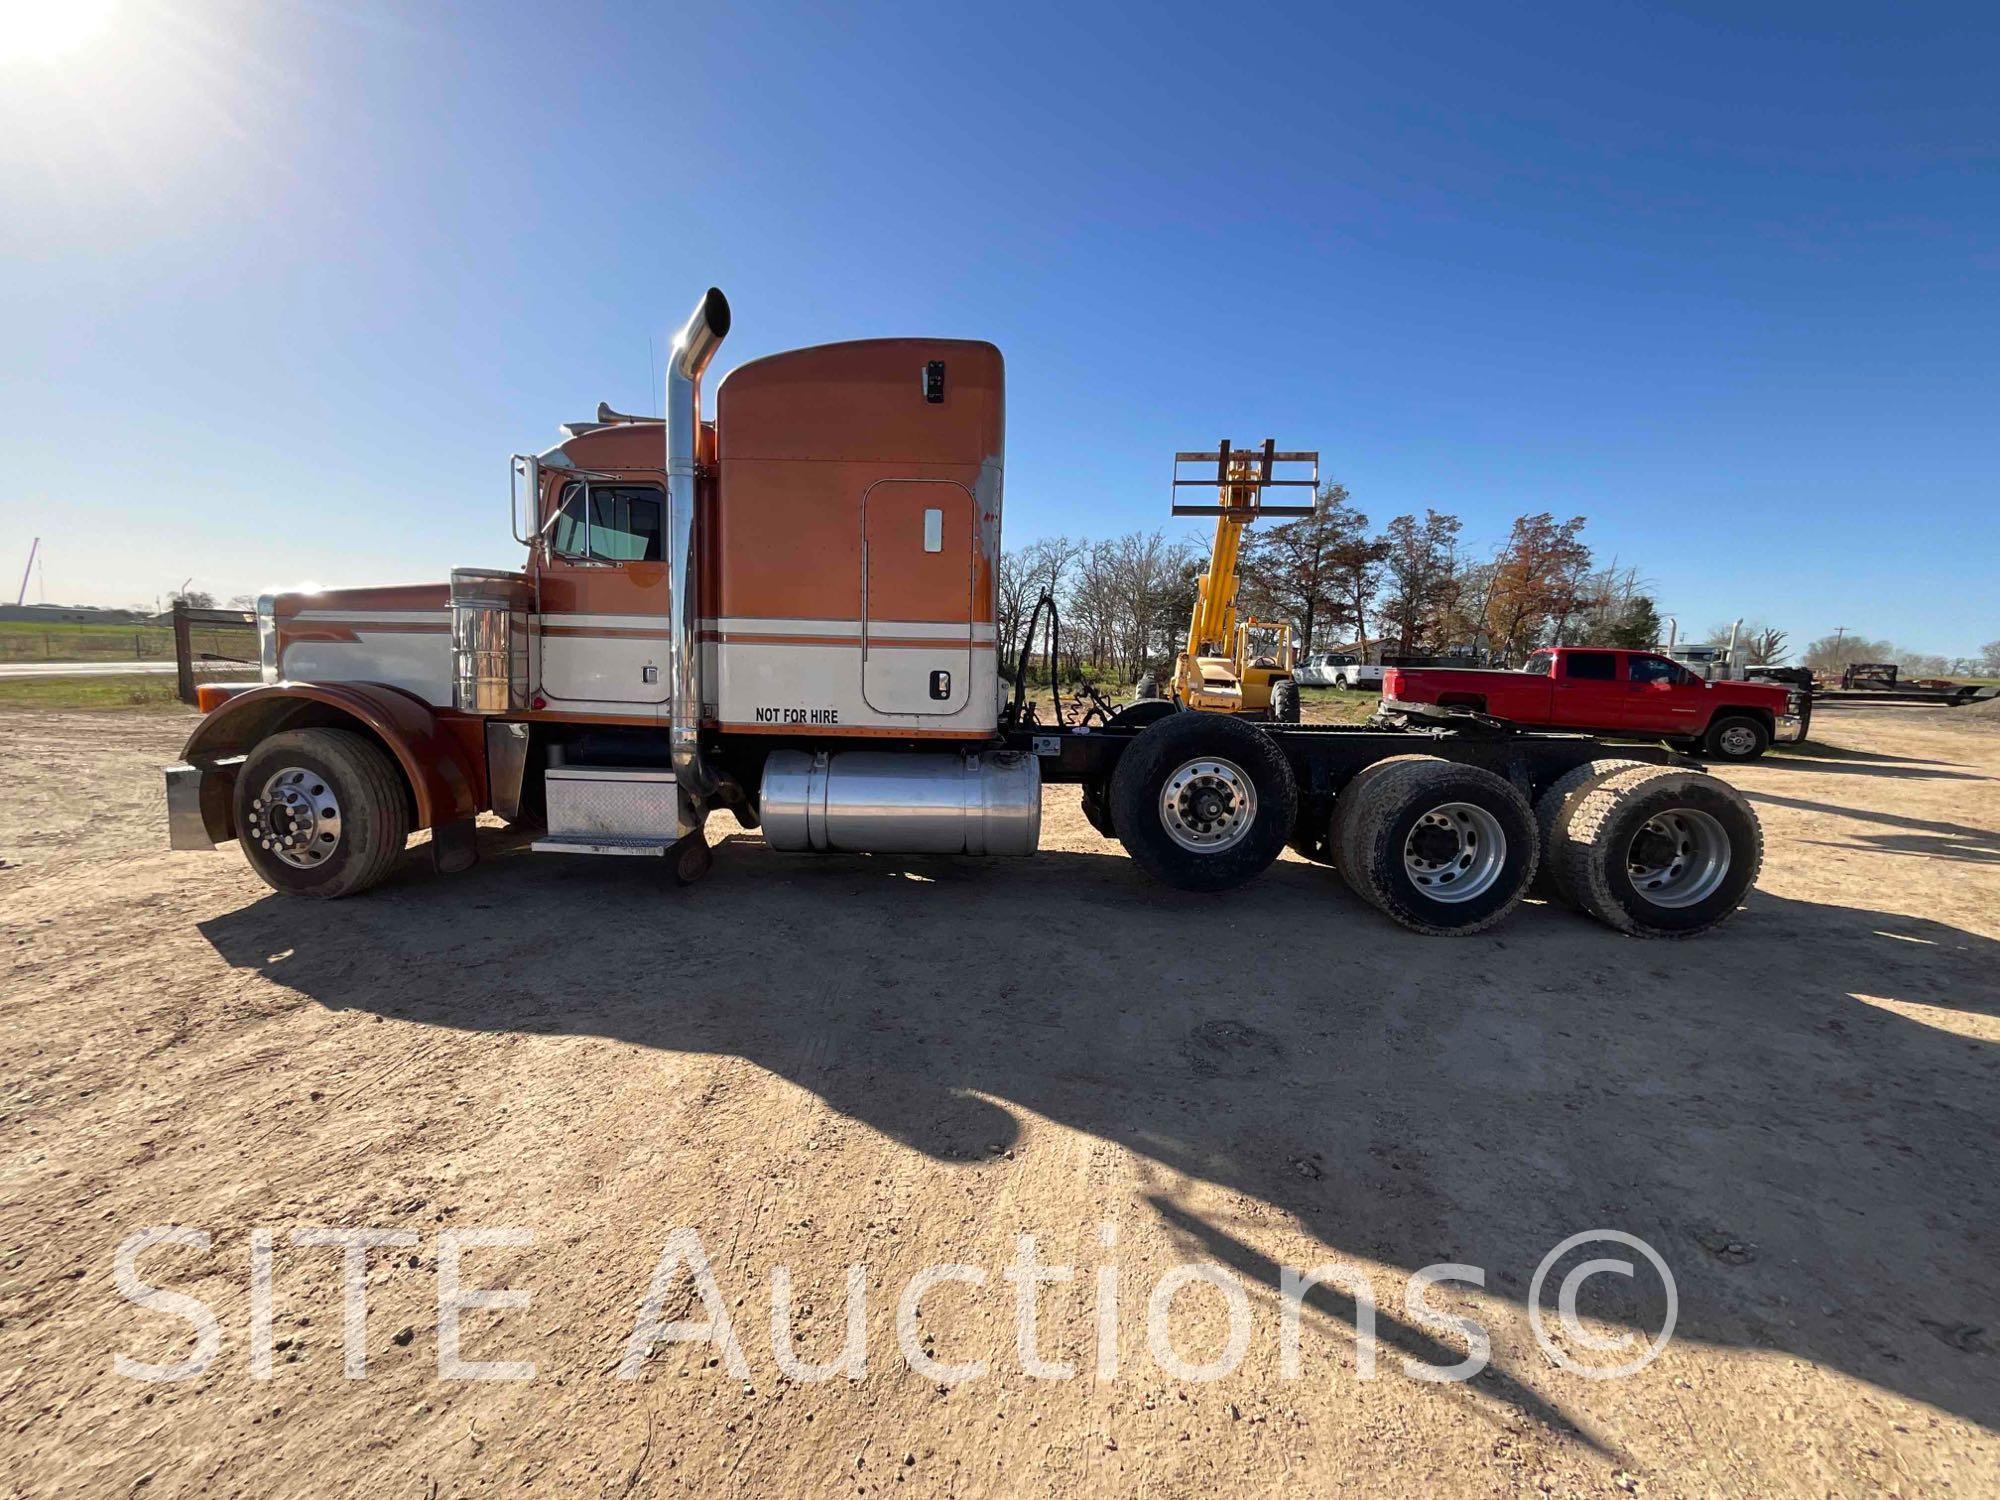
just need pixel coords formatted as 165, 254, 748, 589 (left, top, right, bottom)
3, 702, 1996, 1498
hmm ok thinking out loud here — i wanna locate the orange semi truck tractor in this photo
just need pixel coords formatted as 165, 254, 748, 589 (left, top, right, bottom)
163, 289, 1764, 937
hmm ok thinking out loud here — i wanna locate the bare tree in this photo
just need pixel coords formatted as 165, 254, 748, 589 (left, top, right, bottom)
999, 535, 1084, 678
1705, 621, 1789, 665
1803, 632, 1893, 675
1567, 563, 1649, 645
1605, 594, 1661, 650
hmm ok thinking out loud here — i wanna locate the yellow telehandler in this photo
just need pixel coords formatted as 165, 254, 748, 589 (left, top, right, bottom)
1150, 439, 1319, 723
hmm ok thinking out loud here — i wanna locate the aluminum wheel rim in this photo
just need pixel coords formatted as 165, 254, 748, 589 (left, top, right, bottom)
1402, 800, 1507, 903
1717, 724, 1758, 757
246, 766, 343, 869
1626, 807, 1730, 908
1159, 757, 1257, 852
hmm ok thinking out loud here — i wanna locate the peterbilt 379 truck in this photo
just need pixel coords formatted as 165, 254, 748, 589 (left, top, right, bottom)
164, 289, 1764, 938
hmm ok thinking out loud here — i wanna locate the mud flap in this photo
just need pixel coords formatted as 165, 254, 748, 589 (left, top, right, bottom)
430, 817, 479, 874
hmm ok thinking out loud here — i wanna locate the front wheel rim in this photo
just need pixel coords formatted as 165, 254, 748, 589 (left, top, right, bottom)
1159, 757, 1257, 852
1718, 725, 1757, 756
246, 766, 343, 869
1626, 807, 1731, 907
1402, 801, 1507, 902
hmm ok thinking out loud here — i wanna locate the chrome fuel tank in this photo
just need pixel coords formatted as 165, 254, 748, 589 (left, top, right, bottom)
759, 749, 1040, 856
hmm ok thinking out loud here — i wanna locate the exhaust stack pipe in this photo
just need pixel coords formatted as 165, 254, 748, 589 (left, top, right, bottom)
666, 287, 731, 802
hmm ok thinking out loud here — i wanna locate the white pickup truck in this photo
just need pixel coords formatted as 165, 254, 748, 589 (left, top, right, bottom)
1296, 653, 1383, 690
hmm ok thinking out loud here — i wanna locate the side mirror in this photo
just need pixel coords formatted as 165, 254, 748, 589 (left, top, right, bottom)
510, 455, 541, 545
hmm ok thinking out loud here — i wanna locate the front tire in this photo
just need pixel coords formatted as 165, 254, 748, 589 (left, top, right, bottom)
234, 728, 411, 899
1110, 711, 1297, 892
1269, 679, 1300, 724
1702, 714, 1771, 762
1331, 756, 1538, 935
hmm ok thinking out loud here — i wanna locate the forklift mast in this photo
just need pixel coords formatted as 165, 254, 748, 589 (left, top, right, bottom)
1168, 439, 1319, 714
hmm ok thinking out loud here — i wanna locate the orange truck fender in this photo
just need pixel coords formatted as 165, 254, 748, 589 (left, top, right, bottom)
167, 682, 485, 867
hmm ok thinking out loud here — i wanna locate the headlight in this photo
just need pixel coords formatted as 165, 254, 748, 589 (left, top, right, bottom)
257, 594, 279, 683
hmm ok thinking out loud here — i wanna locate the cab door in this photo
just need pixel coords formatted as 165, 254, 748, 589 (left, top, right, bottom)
536, 479, 672, 711
1623, 653, 1708, 733
1550, 649, 1621, 728
861, 479, 974, 715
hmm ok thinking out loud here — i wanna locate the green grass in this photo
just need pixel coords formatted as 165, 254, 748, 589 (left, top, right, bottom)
0, 619, 256, 665
1297, 686, 1387, 725
0, 672, 204, 712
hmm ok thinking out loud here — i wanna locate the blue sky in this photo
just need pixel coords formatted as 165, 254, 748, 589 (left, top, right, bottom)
2, 0, 1994, 656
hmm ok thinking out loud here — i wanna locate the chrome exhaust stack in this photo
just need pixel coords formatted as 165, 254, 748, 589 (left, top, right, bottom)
666, 287, 731, 802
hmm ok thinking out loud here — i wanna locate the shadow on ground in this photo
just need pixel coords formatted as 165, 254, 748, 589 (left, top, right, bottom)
1743, 789, 2000, 864
199, 828, 2000, 1449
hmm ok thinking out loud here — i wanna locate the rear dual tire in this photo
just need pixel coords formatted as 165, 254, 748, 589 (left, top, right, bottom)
1331, 756, 1538, 935
1548, 766, 1762, 936
1530, 758, 1652, 901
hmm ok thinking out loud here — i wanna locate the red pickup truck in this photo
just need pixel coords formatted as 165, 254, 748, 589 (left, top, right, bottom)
1382, 647, 1804, 761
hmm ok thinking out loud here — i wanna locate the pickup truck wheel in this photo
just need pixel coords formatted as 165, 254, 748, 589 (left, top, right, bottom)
1110, 711, 1296, 892
1530, 758, 1651, 901
234, 728, 411, 899
1270, 680, 1301, 724
1703, 715, 1770, 762
1331, 756, 1537, 935
1330, 677, 1349, 691
1551, 767, 1762, 936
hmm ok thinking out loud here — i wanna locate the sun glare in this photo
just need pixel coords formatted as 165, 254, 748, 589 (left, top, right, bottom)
0, 0, 117, 64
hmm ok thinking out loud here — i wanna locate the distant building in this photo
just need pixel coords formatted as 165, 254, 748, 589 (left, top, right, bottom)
0, 603, 150, 625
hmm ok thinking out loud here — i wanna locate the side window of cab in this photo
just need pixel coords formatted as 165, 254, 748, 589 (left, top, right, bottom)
550, 483, 664, 562
1562, 650, 1617, 681
1628, 654, 1690, 686
1523, 652, 1554, 677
